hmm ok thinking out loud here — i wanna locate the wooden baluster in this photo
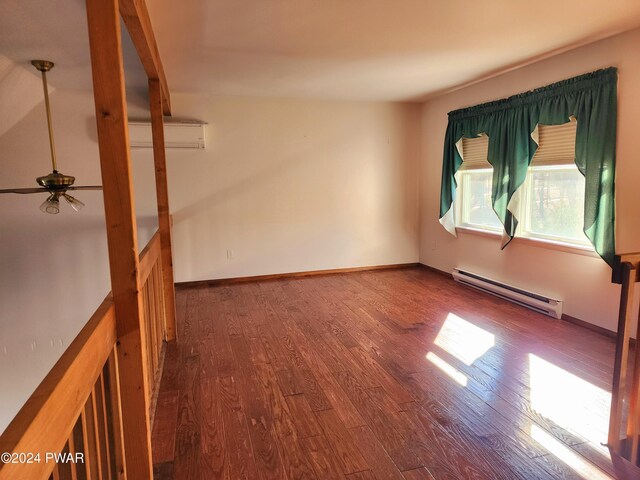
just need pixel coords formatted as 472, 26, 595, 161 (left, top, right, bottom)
56, 442, 74, 480
91, 390, 104, 480
148, 267, 159, 378
142, 282, 149, 390
81, 394, 99, 479
156, 263, 166, 350
155, 264, 162, 356
156, 261, 167, 342
104, 352, 126, 479
144, 282, 154, 400
609, 262, 636, 454
152, 264, 158, 347
92, 376, 110, 480
70, 417, 86, 480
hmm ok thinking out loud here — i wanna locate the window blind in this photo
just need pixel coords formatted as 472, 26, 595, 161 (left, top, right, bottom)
531, 120, 577, 166
460, 134, 490, 169
461, 121, 577, 169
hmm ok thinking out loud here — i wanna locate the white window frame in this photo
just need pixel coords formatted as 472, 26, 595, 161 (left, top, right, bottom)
455, 168, 502, 233
516, 164, 592, 248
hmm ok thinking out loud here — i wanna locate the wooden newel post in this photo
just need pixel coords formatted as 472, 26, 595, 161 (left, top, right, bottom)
86, 0, 154, 478
608, 263, 635, 451
148, 79, 178, 341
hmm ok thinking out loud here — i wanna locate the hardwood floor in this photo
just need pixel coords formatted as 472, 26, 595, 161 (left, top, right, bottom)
152, 266, 618, 479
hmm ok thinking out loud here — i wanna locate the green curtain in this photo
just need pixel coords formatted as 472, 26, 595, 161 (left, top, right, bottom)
439, 68, 617, 266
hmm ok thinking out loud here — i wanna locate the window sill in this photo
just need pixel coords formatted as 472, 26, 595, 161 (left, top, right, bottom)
455, 226, 599, 259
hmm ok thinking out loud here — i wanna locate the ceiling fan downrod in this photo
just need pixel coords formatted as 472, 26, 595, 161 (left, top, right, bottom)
30, 60, 76, 189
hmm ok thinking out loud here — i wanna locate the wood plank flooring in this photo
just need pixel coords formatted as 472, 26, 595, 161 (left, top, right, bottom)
152, 266, 618, 479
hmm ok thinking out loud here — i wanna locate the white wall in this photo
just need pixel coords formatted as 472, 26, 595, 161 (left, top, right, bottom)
419, 28, 640, 333
131, 95, 421, 282
0, 86, 157, 433
0, 88, 108, 433
0, 88, 419, 432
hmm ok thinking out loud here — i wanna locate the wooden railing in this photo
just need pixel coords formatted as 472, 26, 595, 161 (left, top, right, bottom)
608, 252, 640, 478
138, 231, 167, 409
0, 231, 168, 480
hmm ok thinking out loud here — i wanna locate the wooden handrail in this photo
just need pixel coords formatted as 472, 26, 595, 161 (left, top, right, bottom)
0, 296, 117, 480
0, 230, 168, 479
139, 231, 161, 284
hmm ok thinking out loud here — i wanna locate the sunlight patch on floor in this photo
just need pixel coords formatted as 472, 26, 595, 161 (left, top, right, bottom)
426, 352, 468, 386
434, 312, 495, 365
529, 354, 611, 451
531, 425, 613, 480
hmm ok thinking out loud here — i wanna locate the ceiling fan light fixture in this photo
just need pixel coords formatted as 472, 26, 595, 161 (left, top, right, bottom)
63, 193, 84, 212
0, 60, 103, 206
40, 192, 60, 215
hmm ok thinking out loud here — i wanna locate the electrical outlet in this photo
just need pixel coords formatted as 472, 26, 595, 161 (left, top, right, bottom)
227, 249, 234, 259
431, 240, 437, 250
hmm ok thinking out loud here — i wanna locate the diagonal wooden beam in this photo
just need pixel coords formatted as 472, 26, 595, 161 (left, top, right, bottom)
120, 0, 171, 115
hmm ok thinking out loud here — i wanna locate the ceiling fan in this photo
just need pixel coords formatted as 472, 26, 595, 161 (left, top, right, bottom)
0, 60, 102, 214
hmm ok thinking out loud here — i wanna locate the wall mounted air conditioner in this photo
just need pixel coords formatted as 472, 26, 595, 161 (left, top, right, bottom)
452, 268, 563, 319
128, 121, 206, 149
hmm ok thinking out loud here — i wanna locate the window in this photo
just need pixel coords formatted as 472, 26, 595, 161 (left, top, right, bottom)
519, 165, 590, 246
456, 121, 592, 249
455, 134, 502, 232
457, 168, 502, 232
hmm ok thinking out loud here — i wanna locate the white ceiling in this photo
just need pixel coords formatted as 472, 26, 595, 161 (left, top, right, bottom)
147, 0, 640, 100
0, 0, 147, 94
2, 0, 640, 102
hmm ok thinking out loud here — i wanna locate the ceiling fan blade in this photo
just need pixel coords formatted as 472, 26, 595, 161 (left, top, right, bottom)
0, 188, 48, 194
66, 186, 103, 191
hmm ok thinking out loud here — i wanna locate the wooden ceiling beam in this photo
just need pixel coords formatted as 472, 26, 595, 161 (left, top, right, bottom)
119, 0, 171, 115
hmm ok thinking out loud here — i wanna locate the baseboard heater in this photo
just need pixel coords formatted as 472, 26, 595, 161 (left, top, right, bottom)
452, 268, 563, 319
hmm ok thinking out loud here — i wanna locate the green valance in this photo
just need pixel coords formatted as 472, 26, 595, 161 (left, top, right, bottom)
439, 67, 617, 266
